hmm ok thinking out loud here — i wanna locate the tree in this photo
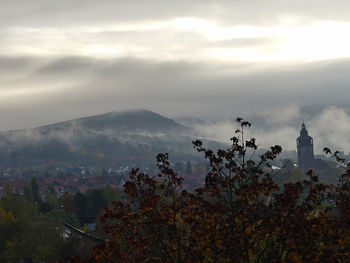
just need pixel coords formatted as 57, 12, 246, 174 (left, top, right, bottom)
73, 192, 88, 216
85, 118, 349, 263
46, 184, 58, 208
24, 184, 33, 203
0, 205, 17, 259
4, 182, 12, 197
30, 178, 41, 204
60, 192, 75, 213
85, 190, 108, 217
103, 186, 120, 206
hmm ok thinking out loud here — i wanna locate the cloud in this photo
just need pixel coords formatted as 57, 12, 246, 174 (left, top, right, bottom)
213, 37, 280, 48
259, 104, 301, 126
1, 0, 350, 28
36, 56, 94, 74
1, 55, 350, 131
309, 107, 350, 154
1, 1, 350, 63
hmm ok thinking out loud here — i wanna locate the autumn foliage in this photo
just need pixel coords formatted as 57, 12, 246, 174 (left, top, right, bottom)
84, 119, 349, 262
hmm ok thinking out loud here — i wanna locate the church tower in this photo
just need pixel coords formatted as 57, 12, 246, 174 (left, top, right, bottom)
296, 122, 315, 169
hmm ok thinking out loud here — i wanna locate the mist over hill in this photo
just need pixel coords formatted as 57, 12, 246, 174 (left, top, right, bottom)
0, 110, 225, 169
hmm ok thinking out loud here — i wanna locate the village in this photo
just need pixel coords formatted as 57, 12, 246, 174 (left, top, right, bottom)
0, 165, 130, 197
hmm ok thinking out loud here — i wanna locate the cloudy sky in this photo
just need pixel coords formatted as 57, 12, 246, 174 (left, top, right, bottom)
1, 0, 350, 152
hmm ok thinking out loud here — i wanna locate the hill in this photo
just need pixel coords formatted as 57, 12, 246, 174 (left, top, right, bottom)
38, 110, 186, 134
0, 110, 223, 169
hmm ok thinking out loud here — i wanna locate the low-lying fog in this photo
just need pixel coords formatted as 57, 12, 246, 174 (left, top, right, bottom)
179, 105, 350, 155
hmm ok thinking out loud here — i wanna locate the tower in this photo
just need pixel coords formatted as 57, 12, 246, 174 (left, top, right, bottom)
296, 122, 315, 169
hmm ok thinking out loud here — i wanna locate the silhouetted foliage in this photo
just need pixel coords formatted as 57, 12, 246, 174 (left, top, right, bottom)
84, 118, 349, 263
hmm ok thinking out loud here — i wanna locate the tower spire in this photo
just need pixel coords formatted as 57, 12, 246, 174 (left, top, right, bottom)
297, 121, 314, 169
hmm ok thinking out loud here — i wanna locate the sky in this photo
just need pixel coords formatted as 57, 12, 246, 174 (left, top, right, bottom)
1, 0, 350, 152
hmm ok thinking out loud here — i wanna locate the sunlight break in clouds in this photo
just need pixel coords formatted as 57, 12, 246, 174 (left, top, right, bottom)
1, 0, 350, 135
3, 18, 350, 62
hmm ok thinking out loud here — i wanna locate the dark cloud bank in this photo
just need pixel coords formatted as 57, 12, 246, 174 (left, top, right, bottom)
1, 55, 350, 124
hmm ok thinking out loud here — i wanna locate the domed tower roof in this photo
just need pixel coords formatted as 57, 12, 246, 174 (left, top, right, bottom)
297, 122, 313, 146
300, 122, 309, 137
